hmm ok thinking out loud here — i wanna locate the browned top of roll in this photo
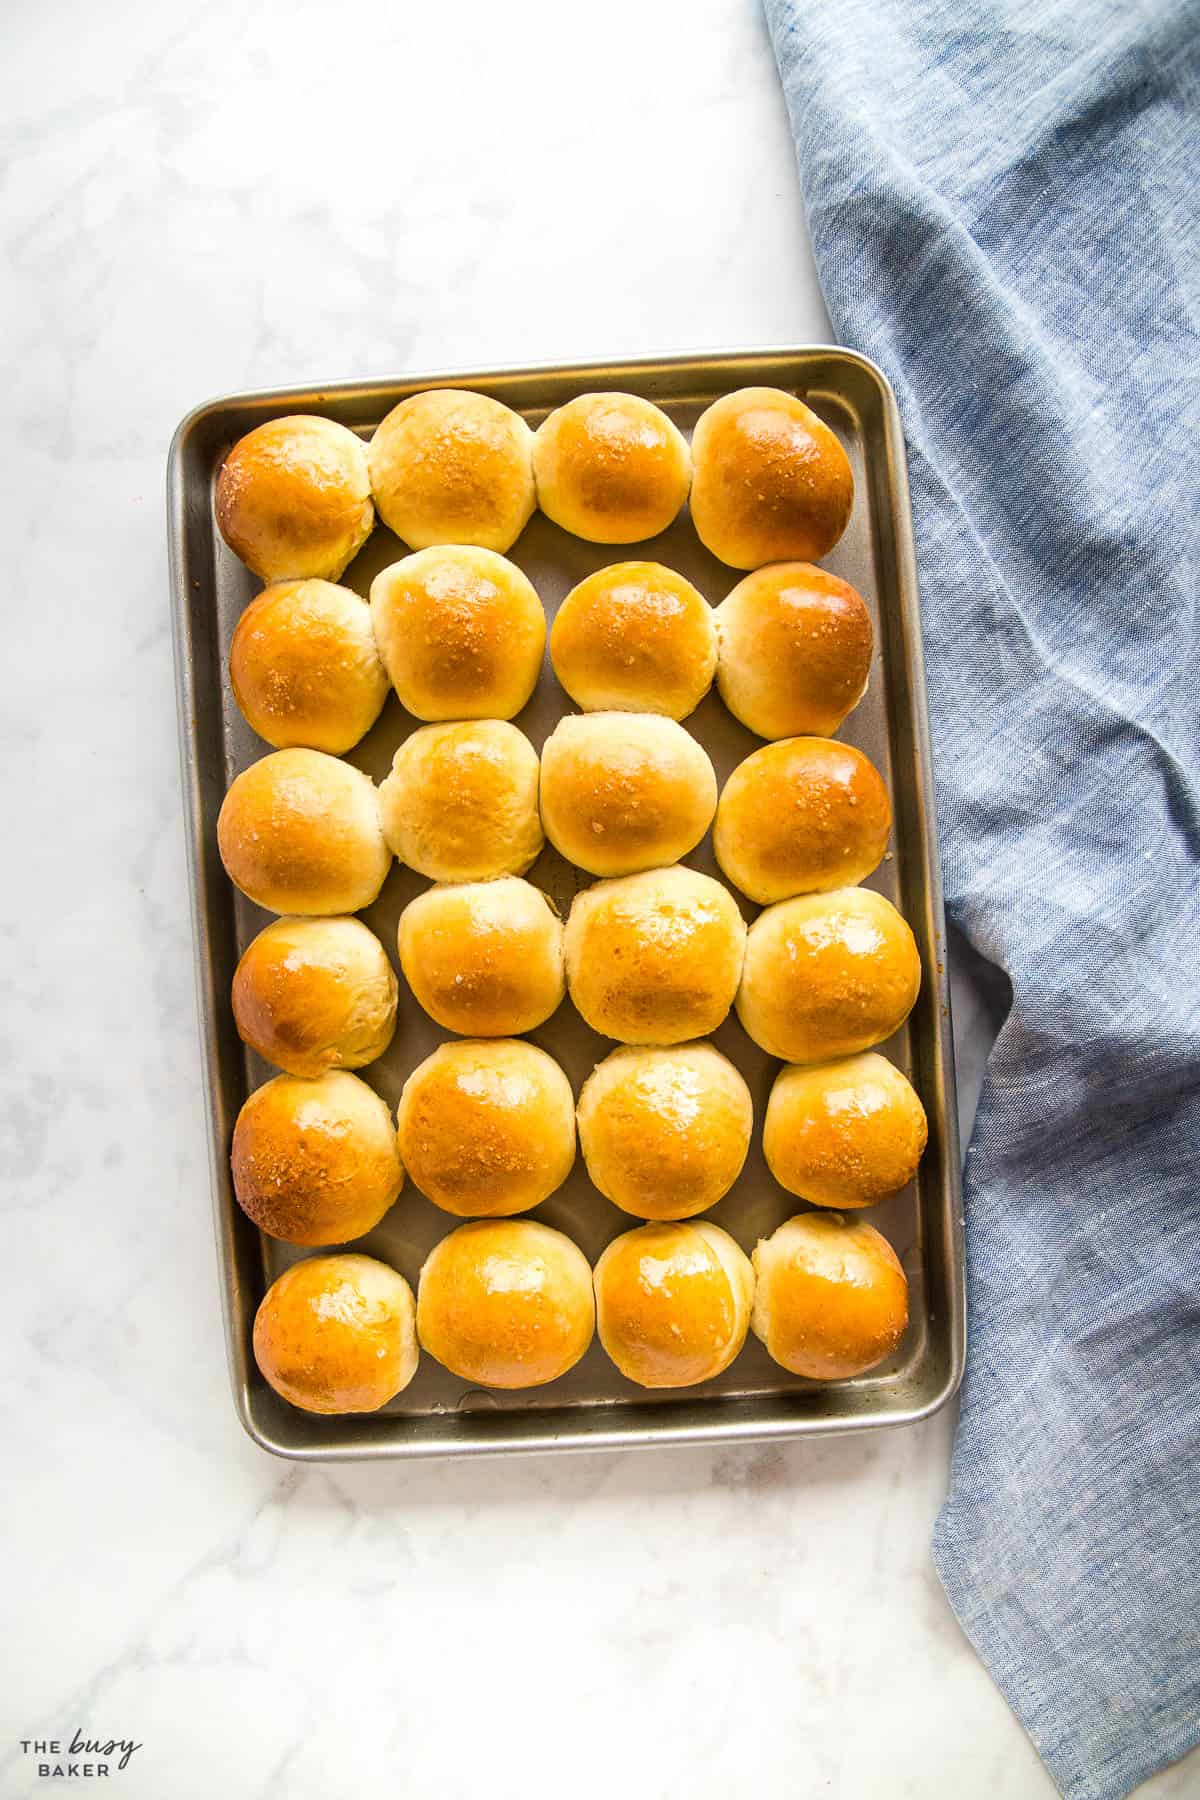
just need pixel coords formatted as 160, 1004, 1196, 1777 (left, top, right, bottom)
217, 748, 391, 917
397, 1039, 576, 1218
215, 415, 374, 583
577, 1042, 753, 1219
690, 388, 853, 569
549, 562, 717, 719
368, 389, 536, 554
252, 1253, 417, 1413
763, 1053, 927, 1210
564, 865, 747, 1045
751, 1213, 908, 1380
232, 1070, 404, 1246
737, 886, 921, 1064
229, 579, 389, 753
714, 737, 891, 904
715, 563, 874, 741
232, 915, 398, 1078
532, 393, 692, 543
377, 720, 543, 884
368, 546, 545, 722
397, 877, 564, 1037
593, 1221, 754, 1388
417, 1219, 595, 1388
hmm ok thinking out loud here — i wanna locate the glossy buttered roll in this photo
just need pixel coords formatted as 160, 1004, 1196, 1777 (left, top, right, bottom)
229, 579, 389, 753
594, 1222, 754, 1389
253, 1254, 418, 1413
690, 388, 853, 569
539, 712, 717, 878
232, 916, 398, 1077
532, 392, 691, 543
549, 562, 717, 720
715, 563, 873, 740
217, 749, 391, 916
378, 720, 543, 882
752, 1213, 908, 1380
216, 415, 375, 583
397, 1039, 576, 1218
764, 1053, 928, 1209
369, 546, 545, 722
714, 738, 891, 904
232, 1070, 404, 1245
737, 887, 920, 1064
417, 1219, 595, 1388
565, 865, 747, 1045
577, 1042, 752, 1220
397, 877, 564, 1037
368, 389, 535, 553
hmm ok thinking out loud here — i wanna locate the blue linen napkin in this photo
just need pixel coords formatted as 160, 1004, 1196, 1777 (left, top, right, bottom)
764, 2, 1200, 1795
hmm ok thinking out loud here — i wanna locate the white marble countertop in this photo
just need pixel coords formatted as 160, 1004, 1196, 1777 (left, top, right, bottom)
3, 2, 1194, 1796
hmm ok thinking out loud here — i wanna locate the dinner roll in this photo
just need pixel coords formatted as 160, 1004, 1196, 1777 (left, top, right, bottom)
690, 387, 853, 568
764, 1053, 928, 1209
714, 738, 891, 904
752, 1213, 908, 1379
550, 562, 717, 719
565, 865, 747, 1045
253, 1254, 417, 1413
232, 916, 398, 1077
715, 563, 873, 740
232, 1071, 404, 1245
229, 580, 389, 753
417, 1219, 594, 1388
368, 389, 535, 553
215, 415, 374, 583
397, 877, 564, 1036
540, 712, 717, 877
397, 1039, 576, 1218
378, 720, 543, 882
594, 1222, 754, 1388
369, 547, 545, 721
532, 392, 691, 543
577, 1043, 752, 1219
737, 887, 921, 1063
217, 749, 391, 916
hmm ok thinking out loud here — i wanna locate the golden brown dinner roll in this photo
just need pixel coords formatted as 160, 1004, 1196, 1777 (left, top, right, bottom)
549, 562, 717, 719
737, 887, 920, 1063
577, 1043, 752, 1219
232, 916, 398, 1077
764, 1053, 928, 1209
594, 1221, 754, 1388
368, 389, 535, 553
232, 1070, 404, 1245
532, 392, 691, 543
377, 720, 543, 882
715, 563, 874, 740
714, 738, 891, 904
565, 865, 747, 1045
369, 547, 546, 721
253, 1254, 418, 1413
417, 1219, 594, 1388
217, 749, 391, 916
228, 580, 389, 753
539, 712, 717, 877
752, 1212, 908, 1378
690, 387, 853, 569
397, 1039, 576, 1218
397, 877, 564, 1036
215, 415, 374, 583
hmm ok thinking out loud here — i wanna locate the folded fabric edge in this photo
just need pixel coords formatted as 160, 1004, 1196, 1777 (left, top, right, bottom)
931, 1522, 1200, 1800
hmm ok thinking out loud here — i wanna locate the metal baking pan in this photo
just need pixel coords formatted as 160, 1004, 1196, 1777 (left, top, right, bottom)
168, 347, 964, 1461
